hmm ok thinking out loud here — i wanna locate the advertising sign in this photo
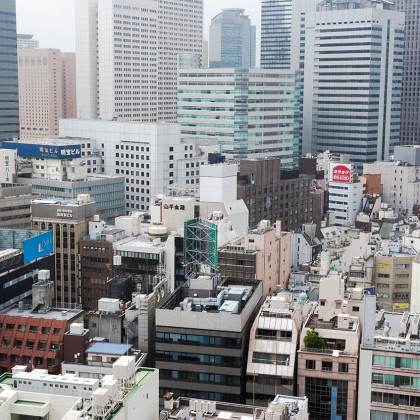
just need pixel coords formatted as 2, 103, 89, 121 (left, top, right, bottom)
3, 142, 81, 160
23, 231, 53, 264
329, 163, 353, 183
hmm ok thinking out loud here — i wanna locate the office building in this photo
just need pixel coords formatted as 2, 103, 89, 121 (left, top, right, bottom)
374, 247, 415, 312
209, 9, 256, 69
75, 0, 203, 122
328, 163, 363, 226
246, 293, 312, 406
31, 197, 96, 305
358, 295, 420, 419
299, 0, 404, 165
156, 275, 262, 404
0, 184, 39, 228
0, 230, 54, 310
395, 0, 420, 146
363, 145, 420, 216
261, 0, 293, 69
178, 68, 300, 165
236, 159, 317, 229
0, 0, 19, 142
4, 137, 102, 175
60, 119, 216, 212
17, 34, 39, 49
18, 49, 76, 138
297, 277, 362, 420
0, 278, 83, 374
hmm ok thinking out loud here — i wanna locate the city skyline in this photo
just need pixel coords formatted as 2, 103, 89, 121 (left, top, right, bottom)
16, 0, 262, 55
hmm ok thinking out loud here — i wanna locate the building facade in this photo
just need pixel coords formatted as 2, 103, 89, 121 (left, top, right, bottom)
178, 69, 300, 165
0, 0, 19, 142
60, 119, 214, 212
17, 34, 39, 49
358, 295, 420, 419
395, 0, 420, 146
300, 0, 404, 166
31, 198, 96, 305
156, 276, 262, 404
18, 49, 76, 138
261, 0, 293, 69
75, 0, 203, 122
209, 9, 256, 69
0, 184, 39, 228
236, 159, 316, 230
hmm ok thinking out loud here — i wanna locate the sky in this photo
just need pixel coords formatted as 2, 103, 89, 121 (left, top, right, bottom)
16, 0, 262, 53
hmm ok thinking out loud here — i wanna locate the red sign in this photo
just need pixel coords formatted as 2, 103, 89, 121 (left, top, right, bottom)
332, 165, 351, 183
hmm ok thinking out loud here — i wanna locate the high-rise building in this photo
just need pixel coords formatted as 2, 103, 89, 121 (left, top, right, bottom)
209, 9, 256, 69
177, 68, 300, 166
0, 0, 19, 142
395, 0, 420, 146
75, 0, 203, 122
299, 0, 404, 165
261, 0, 293, 69
17, 34, 39, 49
18, 49, 76, 138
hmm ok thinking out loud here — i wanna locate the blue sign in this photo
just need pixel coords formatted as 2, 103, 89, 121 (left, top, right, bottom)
3, 142, 81, 160
23, 231, 54, 264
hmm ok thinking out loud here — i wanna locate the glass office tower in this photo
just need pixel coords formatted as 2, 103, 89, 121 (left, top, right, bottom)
209, 9, 256, 69
261, 0, 293, 69
0, 0, 19, 142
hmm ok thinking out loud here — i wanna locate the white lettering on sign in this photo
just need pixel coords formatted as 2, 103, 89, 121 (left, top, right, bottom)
60, 148, 80, 156
57, 208, 73, 218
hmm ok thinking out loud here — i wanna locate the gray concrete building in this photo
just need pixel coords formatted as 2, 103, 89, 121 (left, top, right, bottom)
155, 275, 263, 404
0, 0, 19, 142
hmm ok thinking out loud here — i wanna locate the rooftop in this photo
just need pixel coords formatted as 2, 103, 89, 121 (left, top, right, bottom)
4, 137, 92, 146
368, 311, 420, 353
0, 304, 82, 320
86, 342, 133, 356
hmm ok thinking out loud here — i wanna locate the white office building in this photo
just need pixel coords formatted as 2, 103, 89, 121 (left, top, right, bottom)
75, 0, 203, 123
328, 162, 363, 226
294, 0, 404, 166
177, 68, 300, 166
60, 119, 215, 212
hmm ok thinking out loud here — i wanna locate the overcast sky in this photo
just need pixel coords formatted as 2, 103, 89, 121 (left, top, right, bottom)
16, 0, 261, 53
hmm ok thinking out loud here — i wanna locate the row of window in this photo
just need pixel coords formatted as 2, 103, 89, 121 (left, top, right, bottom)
372, 373, 420, 388
156, 332, 241, 347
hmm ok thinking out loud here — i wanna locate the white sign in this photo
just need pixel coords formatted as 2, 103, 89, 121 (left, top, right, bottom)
57, 208, 73, 218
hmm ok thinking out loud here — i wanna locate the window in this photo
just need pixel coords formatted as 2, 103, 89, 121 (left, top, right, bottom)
322, 361, 332, 371
306, 360, 316, 370
339, 363, 348, 373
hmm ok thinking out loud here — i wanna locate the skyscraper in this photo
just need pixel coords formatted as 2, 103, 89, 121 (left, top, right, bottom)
209, 9, 256, 69
299, 0, 404, 167
18, 49, 76, 138
261, 0, 293, 69
75, 0, 203, 122
395, 0, 420, 146
0, 0, 19, 142
177, 68, 300, 167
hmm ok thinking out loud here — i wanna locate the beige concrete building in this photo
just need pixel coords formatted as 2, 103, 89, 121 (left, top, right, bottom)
375, 250, 415, 312
297, 277, 362, 420
0, 184, 39, 228
31, 197, 96, 305
18, 49, 76, 138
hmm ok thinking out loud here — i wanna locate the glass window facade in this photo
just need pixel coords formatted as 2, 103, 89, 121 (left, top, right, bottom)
0, 0, 19, 140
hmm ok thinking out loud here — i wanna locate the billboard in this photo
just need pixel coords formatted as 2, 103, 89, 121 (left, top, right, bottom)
2, 142, 81, 160
23, 231, 53, 264
329, 163, 354, 183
